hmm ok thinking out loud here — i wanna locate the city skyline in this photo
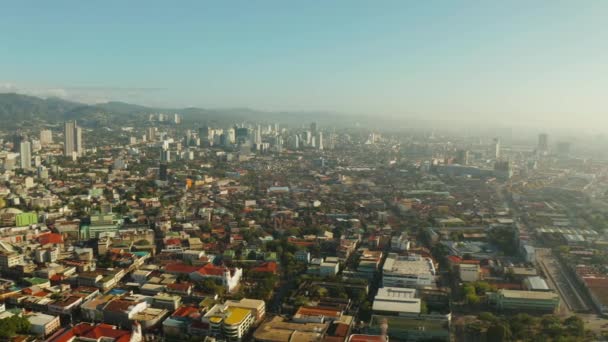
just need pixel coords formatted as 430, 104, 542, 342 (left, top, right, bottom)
2, 1, 608, 131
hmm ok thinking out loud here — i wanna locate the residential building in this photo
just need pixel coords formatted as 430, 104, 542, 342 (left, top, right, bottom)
64, 121, 83, 159
28, 312, 61, 337
40, 129, 53, 145
0, 252, 23, 270
153, 293, 182, 311
20, 140, 31, 170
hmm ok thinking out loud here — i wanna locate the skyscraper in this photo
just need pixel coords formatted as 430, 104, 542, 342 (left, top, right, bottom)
40, 130, 53, 145
255, 125, 262, 146
317, 132, 323, 150
199, 126, 210, 146
147, 127, 157, 142
493, 138, 501, 159
64, 121, 83, 159
20, 141, 32, 170
455, 149, 470, 165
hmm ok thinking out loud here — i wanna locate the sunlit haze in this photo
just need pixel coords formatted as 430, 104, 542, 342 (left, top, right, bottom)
2, 2, 608, 131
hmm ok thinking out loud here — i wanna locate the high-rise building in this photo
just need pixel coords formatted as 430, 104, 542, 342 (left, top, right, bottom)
294, 134, 300, 150
40, 130, 53, 145
493, 138, 501, 159
184, 129, 192, 146
255, 125, 262, 145
160, 149, 171, 163
64, 121, 83, 159
199, 126, 210, 145
75, 126, 83, 155
538, 133, 548, 153
174, 113, 181, 124
20, 141, 32, 170
236, 127, 249, 144
455, 149, 470, 165
227, 128, 236, 144
317, 132, 323, 150
11, 134, 24, 153
147, 127, 157, 142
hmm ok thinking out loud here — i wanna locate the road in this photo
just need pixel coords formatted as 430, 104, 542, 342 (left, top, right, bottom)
536, 248, 590, 314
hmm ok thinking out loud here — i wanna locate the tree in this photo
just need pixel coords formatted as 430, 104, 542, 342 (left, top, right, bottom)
420, 300, 429, 314
564, 316, 584, 336
478, 312, 497, 323
359, 300, 372, 321
0, 315, 31, 338
466, 293, 480, 304
294, 295, 310, 307
487, 323, 511, 342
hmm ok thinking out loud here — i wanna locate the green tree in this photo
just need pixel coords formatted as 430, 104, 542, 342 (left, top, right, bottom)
564, 316, 584, 336
487, 323, 511, 342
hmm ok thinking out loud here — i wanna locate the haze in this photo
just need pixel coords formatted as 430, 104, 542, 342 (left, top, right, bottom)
2, 1, 608, 131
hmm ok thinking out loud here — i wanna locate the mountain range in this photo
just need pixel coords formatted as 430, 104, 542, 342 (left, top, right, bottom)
0, 93, 347, 129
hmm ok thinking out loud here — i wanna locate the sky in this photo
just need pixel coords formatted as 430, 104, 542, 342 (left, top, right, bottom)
1, 1, 608, 130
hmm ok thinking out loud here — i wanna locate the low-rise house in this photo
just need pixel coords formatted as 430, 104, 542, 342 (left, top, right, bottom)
28, 312, 61, 337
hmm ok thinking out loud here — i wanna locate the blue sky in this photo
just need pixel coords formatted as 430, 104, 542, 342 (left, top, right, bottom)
1, 1, 608, 127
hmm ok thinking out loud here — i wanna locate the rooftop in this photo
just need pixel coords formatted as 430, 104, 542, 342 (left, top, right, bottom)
253, 316, 328, 342
382, 253, 435, 276
499, 289, 559, 300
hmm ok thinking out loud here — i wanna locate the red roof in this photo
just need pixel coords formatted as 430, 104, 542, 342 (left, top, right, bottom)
252, 261, 278, 274
49, 323, 132, 342
39, 233, 63, 245
172, 305, 199, 318
164, 263, 199, 274
167, 282, 193, 292
584, 277, 608, 288
196, 263, 226, 276
448, 255, 480, 265
165, 238, 182, 246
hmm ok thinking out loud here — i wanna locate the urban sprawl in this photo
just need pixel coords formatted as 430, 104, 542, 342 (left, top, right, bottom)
0, 111, 607, 342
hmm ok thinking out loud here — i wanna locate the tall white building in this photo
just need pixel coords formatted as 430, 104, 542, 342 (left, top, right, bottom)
493, 138, 501, 159
40, 130, 53, 145
64, 121, 83, 159
317, 132, 323, 150
255, 125, 262, 146
20, 141, 32, 170
146, 127, 157, 142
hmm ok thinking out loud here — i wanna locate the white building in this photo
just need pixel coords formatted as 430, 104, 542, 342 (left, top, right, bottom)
28, 312, 61, 337
190, 264, 243, 293
20, 141, 32, 170
459, 264, 480, 282
40, 130, 53, 145
382, 253, 436, 288
320, 262, 339, 276
372, 287, 421, 316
